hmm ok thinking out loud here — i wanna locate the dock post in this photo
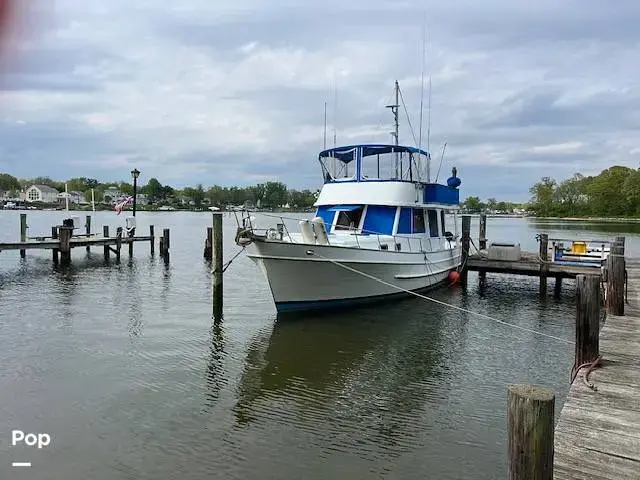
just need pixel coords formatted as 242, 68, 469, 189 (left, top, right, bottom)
159, 237, 164, 258
85, 215, 91, 252
479, 213, 487, 250
507, 384, 554, 480
539, 233, 549, 296
554, 277, 563, 297
128, 234, 134, 258
573, 274, 600, 381
606, 236, 625, 316
59, 226, 72, 266
150, 225, 155, 256
19, 213, 27, 258
116, 227, 122, 262
461, 215, 471, 285
204, 226, 213, 260
51, 226, 59, 265
162, 228, 170, 263
212, 213, 223, 319
103, 226, 110, 261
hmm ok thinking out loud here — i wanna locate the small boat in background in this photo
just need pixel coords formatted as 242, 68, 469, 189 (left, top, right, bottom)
551, 238, 610, 267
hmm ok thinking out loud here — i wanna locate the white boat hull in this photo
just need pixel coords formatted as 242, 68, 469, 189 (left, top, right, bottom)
246, 240, 461, 312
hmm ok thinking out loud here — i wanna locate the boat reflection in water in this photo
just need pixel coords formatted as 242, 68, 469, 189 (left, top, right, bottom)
233, 298, 469, 461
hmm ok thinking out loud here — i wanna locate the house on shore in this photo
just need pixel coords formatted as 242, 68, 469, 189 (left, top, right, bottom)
25, 185, 59, 203
58, 191, 86, 205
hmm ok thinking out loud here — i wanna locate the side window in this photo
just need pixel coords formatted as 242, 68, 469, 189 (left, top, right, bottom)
427, 210, 439, 237
440, 210, 446, 235
335, 208, 364, 230
412, 208, 425, 233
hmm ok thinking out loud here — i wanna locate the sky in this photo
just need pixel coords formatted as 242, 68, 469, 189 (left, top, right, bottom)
0, 0, 639, 200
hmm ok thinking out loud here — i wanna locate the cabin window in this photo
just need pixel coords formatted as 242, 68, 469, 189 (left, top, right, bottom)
440, 210, 446, 236
362, 205, 396, 235
412, 208, 425, 233
427, 210, 439, 237
334, 207, 364, 231
397, 207, 412, 234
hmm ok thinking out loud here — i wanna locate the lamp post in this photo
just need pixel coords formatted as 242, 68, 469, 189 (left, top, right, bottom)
131, 168, 140, 216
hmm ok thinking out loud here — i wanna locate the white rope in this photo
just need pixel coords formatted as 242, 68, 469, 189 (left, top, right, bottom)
306, 249, 573, 345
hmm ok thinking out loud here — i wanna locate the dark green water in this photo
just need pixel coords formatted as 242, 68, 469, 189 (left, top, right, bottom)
1, 212, 637, 479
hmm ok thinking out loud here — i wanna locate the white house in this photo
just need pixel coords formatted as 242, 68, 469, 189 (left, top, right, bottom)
58, 191, 85, 204
25, 184, 59, 203
136, 193, 149, 205
103, 187, 122, 204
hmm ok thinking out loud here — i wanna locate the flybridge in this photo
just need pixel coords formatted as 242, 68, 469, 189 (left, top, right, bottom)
317, 143, 461, 206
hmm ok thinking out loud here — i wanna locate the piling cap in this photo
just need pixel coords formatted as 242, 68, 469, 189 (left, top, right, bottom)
508, 384, 554, 402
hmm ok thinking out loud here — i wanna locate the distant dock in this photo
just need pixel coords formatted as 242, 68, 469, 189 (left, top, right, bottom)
0, 214, 171, 265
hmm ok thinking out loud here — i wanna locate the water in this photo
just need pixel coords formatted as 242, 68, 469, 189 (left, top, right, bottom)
1, 211, 638, 479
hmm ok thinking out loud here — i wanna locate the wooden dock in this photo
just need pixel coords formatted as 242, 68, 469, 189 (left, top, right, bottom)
0, 214, 171, 265
553, 259, 640, 479
466, 251, 599, 278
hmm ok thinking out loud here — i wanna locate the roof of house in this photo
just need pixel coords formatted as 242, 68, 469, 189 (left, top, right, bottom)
32, 184, 59, 193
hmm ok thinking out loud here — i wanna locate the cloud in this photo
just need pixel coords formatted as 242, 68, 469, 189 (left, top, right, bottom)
0, 0, 639, 199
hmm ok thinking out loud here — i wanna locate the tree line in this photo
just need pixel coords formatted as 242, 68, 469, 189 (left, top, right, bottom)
0, 173, 318, 209
529, 166, 640, 217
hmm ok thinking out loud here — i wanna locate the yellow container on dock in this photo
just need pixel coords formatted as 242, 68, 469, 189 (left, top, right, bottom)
572, 241, 587, 254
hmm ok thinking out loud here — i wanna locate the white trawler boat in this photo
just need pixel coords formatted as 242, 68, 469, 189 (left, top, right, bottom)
236, 84, 462, 312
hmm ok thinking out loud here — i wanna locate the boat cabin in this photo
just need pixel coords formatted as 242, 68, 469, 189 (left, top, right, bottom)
313, 144, 461, 249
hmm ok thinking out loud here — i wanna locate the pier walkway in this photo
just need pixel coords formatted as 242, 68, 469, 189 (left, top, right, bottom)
553, 259, 640, 479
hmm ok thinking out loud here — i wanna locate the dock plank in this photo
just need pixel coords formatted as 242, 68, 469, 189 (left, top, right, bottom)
553, 258, 640, 480
467, 252, 600, 278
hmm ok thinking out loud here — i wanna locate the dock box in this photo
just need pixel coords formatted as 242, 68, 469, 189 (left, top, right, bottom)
487, 242, 521, 261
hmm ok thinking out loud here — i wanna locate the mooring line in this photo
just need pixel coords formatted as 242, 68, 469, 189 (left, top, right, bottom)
305, 249, 574, 345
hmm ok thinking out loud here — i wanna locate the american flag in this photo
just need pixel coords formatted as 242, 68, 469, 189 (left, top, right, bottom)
114, 196, 133, 215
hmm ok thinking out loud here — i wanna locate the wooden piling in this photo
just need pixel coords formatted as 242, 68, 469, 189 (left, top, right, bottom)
204, 226, 213, 260
507, 384, 555, 480
103, 226, 110, 261
212, 213, 223, 319
128, 231, 134, 257
479, 213, 487, 250
58, 226, 72, 265
20, 213, 27, 258
461, 215, 471, 285
85, 215, 91, 252
573, 274, 600, 380
51, 226, 59, 265
162, 228, 170, 263
150, 225, 155, 256
606, 236, 625, 316
116, 227, 122, 262
539, 233, 549, 296
554, 276, 563, 297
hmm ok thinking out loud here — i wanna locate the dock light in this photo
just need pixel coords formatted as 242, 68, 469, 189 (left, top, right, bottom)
130, 168, 140, 219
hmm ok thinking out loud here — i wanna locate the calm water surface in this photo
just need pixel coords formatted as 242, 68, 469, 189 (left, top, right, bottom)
1, 211, 638, 479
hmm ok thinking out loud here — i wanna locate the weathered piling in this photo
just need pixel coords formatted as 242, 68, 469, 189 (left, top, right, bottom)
507, 384, 555, 480
460, 215, 471, 285
162, 228, 170, 262
103, 226, 110, 261
573, 274, 600, 381
128, 232, 134, 257
539, 234, 549, 296
554, 277, 563, 297
204, 226, 213, 260
116, 227, 122, 262
606, 236, 625, 316
150, 225, 155, 256
58, 226, 73, 265
20, 213, 27, 258
479, 213, 487, 250
212, 213, 223, 319
51, 226, 59, 265
85, 215, 91, 252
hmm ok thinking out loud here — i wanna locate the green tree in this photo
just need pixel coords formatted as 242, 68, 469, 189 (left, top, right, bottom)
623, 169, 640, 215
0, 173, 20, 193
263, 181, 287, 207
142, 178, 163, 202
463, 196, 484, 213
119, 182, 134, 196
529, 177, 556, 216
586, 166, 633, 217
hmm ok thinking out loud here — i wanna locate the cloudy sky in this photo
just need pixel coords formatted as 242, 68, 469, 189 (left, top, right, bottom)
1, 0, 639, 200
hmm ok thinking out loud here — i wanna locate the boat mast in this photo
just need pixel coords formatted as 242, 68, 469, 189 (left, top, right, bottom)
386, 80, 400, 178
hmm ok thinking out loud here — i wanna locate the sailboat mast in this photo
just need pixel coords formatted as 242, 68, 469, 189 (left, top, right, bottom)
323, 101, 327, 150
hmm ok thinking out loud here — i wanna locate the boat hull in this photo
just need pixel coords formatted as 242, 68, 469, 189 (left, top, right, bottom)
246, 240, 461, 312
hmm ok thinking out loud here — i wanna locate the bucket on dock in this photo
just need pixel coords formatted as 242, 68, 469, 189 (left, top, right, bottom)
572, 241, 587, 254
